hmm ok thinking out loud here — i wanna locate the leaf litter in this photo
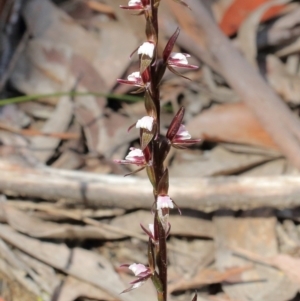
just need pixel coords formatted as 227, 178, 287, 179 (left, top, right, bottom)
1, 0, 300, 301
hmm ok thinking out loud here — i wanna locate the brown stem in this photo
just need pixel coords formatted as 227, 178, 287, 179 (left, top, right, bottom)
156, 211, 167, 301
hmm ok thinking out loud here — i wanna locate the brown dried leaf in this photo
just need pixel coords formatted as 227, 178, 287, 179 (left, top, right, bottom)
169, 146, 275, 177
168, 238, 215, 284
267, 55, 300, 104
4, 205, 123, 240
231, 247, 300, 285
169, 265, 253, 293
111, 210, 215, 238
187, 103, 278, 150
237, 0, 292, 66
0, 224, 154, 301
214, 217, 299, 301
55, 276, 115, 301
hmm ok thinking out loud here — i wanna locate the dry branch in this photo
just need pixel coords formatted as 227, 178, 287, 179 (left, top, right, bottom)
0, 160, 300, 212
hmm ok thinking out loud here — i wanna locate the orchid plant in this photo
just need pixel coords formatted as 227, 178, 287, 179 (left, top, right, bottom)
115, 1, 199, 301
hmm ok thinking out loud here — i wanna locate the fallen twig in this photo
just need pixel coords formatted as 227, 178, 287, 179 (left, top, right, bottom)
0, 160, 300, 212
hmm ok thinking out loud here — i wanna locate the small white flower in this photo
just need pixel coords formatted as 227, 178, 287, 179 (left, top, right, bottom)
175, 125, 191, 140
125, 148, 144, 161
129, 263, 148, 276
128, 0, 142, 6
138, 42, 155, 58
127, 71, 141, 81
169, 52, 189, 65
136, 116, 154, 131
157, 195, 174, 210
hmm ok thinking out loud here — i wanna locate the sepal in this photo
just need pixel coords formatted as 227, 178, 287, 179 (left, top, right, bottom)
144, 90, 157, 118
140, 126, 156, 150
146, 166, 156, 188
166, 107, 185, 141
146, 18, 157, 44
168, 65, 191, 80
151, 272, 163, 293
147, 237, 155, 270
157, 168, 169, 196
163, 27, 180, 62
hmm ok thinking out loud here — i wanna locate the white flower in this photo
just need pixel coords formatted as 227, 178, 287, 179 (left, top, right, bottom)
138, 42, 155, 58
157, 195, 174, 210
129, 263, 148, 276
169, 52, 189, 65
175, 125, 191, 140
125, 148, 144, 162
136, 116, 154, 131
127, 71, 141, 81
128, 0, 142, 6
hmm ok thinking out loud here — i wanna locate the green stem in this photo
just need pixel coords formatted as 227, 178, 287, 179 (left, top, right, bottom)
0, 91, 141, 106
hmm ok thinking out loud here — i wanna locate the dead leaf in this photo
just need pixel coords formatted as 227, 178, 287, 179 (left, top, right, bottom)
169, 146, 275, 177
168, 238, 215, 286
4, 205, 123, 240
0, 224, 155, 301
55, 276, 115, 301
111, 210, 215, 238
187, 103, 278, 150
220, 0, 286, 36
231, 247, 300, 286
214, 217, 299, 301
267, 55, 300, 104
237, 0, 291, 66
169, 265, 253, 292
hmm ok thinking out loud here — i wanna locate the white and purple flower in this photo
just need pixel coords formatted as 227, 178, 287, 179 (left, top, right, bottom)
121, 263, 153, 293
157, 195, 174, 210
168, 52, 198, 69
114, 147, 146, 166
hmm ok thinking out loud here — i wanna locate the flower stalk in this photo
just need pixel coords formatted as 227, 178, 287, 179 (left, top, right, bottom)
115, 1, 200, 300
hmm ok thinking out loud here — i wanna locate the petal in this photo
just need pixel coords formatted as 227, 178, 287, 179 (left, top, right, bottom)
138, 42, 155, 58
175, 124, 191, 140
136, 116, 154, 131
157, 195, 174, 209
169, 52, 189, 64
129, 263, 148, 276
125, 148, 144, 160
129, 0, 142, 5
128, 71, 141, 81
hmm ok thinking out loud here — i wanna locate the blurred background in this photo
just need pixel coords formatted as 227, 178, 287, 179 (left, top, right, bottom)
1, 0, 300, 301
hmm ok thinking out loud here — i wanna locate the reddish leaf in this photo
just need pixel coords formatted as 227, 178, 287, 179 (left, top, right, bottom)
219, 0, 285, 36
